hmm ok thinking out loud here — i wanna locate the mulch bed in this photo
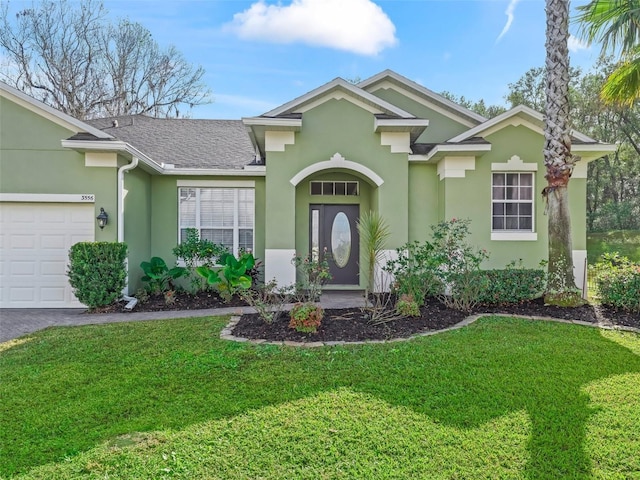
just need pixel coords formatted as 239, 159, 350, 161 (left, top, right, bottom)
233, 297, 639, 343
101, 291, 639, 342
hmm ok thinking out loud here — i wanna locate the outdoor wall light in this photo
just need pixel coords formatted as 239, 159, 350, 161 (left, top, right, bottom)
96, 207, 109, 229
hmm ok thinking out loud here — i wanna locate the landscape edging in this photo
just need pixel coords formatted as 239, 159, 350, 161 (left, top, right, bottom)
220, 313, 640, 347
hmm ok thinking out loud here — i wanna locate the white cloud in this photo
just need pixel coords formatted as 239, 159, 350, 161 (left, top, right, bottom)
496, 0, 521, 43
568, 34, 590, 52
225, 0, 397, 56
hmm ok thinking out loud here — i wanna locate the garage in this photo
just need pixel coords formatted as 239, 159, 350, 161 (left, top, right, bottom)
0, 202, 94, 308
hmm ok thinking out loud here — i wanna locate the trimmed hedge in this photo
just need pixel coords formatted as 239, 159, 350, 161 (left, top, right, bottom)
68, 242, 128, 309
595, 259, 640, 313
474, 268, 546, 305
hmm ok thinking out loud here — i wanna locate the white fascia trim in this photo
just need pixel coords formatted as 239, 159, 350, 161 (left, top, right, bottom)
448, 106, 540, 143
491, 232, 538, 241
572, 143, 618, 153
374, 118, 430, 130
163, 168, 265, 176
1, 82, 112, 139
448, 104, 600, 144
61, 139, 165, 173
0, 193, 96, 203
177, 180, 256, 187
241, 117, 302, 130
358, 70, 487, 124
264, 78, 415, 118
408, 154, 431, 162
290, 152, 384, 187
426, 143, 492, 162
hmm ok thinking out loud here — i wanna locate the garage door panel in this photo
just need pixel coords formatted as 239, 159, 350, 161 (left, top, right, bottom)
10, 234, 35, 249
9, 287, 35, 302
41, 287, 66, 302
41, 234, 67, 249
10, 261, 36, 275
41, 261, 66, 276
0, 202, 95, 308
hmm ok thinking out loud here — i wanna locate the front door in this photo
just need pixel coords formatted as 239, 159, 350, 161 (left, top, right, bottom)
310, 204, 359, 285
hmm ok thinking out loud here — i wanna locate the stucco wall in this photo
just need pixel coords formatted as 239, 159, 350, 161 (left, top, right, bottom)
0, 96, 117, 243
148, 175, 266, 267
368, 87, 472, 144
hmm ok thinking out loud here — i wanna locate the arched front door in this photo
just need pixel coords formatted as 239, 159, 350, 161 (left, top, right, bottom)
310, 204, 360, 285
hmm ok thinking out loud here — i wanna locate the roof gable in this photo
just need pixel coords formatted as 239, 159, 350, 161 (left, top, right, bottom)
0, 81, 112, 140
358, 69, 486, 128
263, 77, 416, 118
448, 105, 598, 144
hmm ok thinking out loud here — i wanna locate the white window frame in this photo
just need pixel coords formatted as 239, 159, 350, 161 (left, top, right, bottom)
490, 172, 537, 241
178, 186, 255, 257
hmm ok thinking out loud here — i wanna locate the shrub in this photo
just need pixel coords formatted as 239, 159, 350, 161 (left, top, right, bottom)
140, 257, 186, 294
289, 302, 323, 333
595, 254, 640, 312
431, 219, 489, 312
241, 280, 294, 324
292, 252, 332, 302
384, 240, 440, 306
172, 228, 229, 292
475, 266, 546, 305
68, 242, 127, 310
395, 294, 420, 317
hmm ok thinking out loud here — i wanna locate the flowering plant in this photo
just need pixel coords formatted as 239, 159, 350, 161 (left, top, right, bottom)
292, 250, 332, 302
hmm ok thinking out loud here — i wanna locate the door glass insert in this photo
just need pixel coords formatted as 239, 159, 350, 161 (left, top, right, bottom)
331, 212, 351, 268
311, 209, 320, 261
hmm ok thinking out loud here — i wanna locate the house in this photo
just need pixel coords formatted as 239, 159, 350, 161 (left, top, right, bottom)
0, 70, 615, 308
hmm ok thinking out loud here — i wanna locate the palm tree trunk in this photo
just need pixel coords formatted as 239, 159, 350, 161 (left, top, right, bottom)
544, 0, 581, 302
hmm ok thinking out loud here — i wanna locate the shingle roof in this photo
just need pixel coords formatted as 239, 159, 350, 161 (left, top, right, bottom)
84, 115, 256, 169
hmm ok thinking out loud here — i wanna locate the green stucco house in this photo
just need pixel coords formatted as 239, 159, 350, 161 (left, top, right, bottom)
0, 70, 615, 308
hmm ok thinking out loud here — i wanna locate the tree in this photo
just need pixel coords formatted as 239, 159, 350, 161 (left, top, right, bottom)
506, 61, 640, 232
544, 0, 581, 304
440, 91, 507, 118
0, 0, 210, 119
576, 0, 640, 105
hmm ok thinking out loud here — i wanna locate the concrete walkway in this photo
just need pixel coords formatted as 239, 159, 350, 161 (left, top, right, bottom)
0, 291, 366, 343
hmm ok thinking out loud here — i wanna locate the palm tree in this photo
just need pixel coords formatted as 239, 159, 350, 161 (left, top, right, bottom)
576, 0, 640, 105
544, 0, 581, 304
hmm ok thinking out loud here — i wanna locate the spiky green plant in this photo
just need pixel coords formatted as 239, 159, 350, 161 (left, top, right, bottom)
357, 210, 391, 299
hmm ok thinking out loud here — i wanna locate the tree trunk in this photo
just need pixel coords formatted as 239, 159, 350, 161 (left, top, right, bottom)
544, 0, 582, 304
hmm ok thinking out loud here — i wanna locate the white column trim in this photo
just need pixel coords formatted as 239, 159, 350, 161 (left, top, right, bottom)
265, 249, 297, 286
380, 132, 411, 153
573, 250, 588, 298
265, 131, 295, 152
85, 152, 118, 167
437, 156, 476, 179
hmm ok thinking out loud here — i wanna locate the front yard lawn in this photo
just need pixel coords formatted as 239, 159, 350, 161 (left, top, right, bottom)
1, 316, 639, 479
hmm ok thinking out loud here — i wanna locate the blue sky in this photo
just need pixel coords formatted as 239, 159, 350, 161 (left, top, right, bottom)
84, 1, 603, 118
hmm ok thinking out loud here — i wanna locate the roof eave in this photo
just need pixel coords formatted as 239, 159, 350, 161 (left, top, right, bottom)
409, 143, 492, 163
1, 81, 113, 140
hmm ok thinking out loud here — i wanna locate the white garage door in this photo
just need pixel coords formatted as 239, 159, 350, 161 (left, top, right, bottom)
0, 203, 95, 308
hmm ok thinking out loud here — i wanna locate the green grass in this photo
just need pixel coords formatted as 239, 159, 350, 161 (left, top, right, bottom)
587, 229, 640, 264
1, 316, 639, 479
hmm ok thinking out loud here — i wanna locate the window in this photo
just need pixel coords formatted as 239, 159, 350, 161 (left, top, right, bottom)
492, 173, 533, 231
179, 187, 254, 256
310, 181, 359, 196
